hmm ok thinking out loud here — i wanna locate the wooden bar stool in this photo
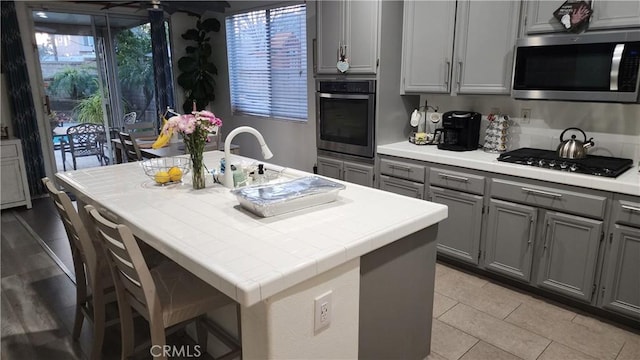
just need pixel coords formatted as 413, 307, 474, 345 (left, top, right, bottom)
85, 205, 241, 360
42, 178, 116, 360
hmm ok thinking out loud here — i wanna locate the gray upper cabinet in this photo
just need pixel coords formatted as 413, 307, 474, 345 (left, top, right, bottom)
400, 1, 456, 93
401, 1, 519, 94
535, 211, 603, 303
453, 1, 520, 94
317, 0, 379, 75
524, 0, 640, 34
429, 186, 483, 265
485, 199, 537, 282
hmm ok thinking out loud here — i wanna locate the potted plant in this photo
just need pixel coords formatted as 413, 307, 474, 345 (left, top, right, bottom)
177, 17, 220, 113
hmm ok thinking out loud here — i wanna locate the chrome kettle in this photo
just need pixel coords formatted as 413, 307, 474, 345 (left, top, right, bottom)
556, 127, 594, 159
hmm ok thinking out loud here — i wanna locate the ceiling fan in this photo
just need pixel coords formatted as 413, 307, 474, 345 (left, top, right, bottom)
84, 1, 231, 16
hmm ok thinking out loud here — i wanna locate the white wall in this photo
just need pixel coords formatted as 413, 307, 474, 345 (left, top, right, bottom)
418, 94, 640, 162
171, 1, 318, 173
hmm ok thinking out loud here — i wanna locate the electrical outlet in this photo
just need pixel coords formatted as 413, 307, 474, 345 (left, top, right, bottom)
314, 291, 332, 332
521, 108, 531, 124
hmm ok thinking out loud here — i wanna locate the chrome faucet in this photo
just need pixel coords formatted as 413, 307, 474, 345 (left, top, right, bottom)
224, 126, 273, 188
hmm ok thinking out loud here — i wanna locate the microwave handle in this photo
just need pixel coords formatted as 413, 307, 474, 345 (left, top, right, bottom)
610, 44, 625, 91
318, 93, 371, 100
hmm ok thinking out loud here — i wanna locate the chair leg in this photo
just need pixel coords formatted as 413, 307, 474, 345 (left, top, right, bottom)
72, 250, 87, 339
73, 156, 78, 170
149, 321, 167, 360
196, 316, 208, 355
62, 151, 67, 171
90, 288, 106, 360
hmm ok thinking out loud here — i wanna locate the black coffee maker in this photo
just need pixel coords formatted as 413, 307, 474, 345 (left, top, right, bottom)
437, 111, 482, 151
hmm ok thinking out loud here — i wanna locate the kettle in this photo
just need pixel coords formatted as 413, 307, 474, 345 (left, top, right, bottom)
556, 127, 594, 159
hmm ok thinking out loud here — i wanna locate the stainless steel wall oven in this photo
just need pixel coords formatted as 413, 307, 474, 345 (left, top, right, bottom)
316, 80, 376, 158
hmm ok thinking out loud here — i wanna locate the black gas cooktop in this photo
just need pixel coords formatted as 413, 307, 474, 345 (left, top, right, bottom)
497, 148, 633, 178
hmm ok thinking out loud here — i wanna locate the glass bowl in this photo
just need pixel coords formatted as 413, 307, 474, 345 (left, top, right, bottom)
141, 157, 191, 185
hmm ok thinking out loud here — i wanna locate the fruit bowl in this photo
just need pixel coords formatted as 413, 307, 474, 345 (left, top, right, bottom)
141, 157, 191, 185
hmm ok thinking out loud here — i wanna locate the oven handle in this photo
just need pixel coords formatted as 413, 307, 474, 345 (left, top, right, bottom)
318, 93, 372, 100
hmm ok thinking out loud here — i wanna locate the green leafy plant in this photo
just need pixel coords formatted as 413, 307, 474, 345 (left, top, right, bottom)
48, 67, 98, 99
73, 91, 104, 124
177, 17, 220, 113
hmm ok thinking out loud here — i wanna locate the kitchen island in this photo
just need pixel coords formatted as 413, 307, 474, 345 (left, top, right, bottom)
55, 150, 448, 359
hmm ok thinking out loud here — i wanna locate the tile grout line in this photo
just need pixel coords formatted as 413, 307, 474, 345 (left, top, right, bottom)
12, 210, 76, 285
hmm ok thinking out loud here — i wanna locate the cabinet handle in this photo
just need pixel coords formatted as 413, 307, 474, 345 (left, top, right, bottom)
457, 61, 463, 91
438, 173, 469, 182
621, 205, 640, 213
389, 164, 412, 172
522, 187, 562, 198
444, 60, 450, 87
312, 38, 317, 74
385, 180, 420, 196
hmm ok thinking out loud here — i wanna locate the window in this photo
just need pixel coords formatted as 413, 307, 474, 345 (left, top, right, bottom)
226, 4, 307, 120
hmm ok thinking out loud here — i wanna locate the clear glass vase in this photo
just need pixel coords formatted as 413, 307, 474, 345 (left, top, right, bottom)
186, 139, 206, 190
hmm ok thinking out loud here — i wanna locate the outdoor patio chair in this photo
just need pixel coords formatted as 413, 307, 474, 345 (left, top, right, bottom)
61, 123, 107, 171
123, 111, 137, 125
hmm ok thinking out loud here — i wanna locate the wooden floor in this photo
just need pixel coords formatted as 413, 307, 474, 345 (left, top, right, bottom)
1, 204, 213, 359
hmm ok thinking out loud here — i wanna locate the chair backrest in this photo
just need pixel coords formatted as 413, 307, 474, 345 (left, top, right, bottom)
42, 177, 99, 288
118, 132, 143, 162
123, 112, 137, 125
85, 204, 156, 320
66, 124, 106, 151
123, 121, 157, 139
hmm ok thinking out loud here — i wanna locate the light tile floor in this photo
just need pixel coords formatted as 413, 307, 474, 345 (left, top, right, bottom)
430, 262, 640, 360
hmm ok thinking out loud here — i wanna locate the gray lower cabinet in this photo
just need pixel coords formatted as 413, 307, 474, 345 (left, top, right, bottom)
317, 155, 374, 187
429, 186, 483, 265
379, 175, 423, 199
536, 211, 603, 302
484, 199, 537, 282
599, 195, 640, 320
600, 224, 640, 319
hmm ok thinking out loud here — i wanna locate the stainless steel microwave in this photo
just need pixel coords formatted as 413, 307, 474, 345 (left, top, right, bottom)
512, 31, 640, 103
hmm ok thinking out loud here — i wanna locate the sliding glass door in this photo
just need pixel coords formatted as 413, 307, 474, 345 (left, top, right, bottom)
31, 8, 161, 171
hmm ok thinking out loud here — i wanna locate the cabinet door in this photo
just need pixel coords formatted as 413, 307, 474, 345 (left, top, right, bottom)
317, 156, 342, 180
430, 186, 483, 265
1, 159, 27, 207
317, 0, 344, 74
401, 1, 456, 93
600, 224, 640, 320
343, 0, 379, 74
454, 1, 520, 94
524, 1, 566, 34
343, 161, 374, 187
484, 199, 537, 282
379, 175, 423, 199
536, 211, 603, 302
589, 1, 640, 30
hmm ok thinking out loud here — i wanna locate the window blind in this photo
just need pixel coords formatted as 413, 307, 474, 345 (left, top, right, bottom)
226, 4, 307, 120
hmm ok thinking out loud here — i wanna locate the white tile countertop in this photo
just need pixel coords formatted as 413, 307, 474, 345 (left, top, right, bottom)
378, 141, 640, 196
55, 151, 447, 306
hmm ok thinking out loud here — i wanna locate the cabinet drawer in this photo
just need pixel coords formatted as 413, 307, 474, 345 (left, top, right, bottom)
379, 158, 425, 183
0, 143, 19, 159
613, 196, 640, 227
429, 167, 485, 195
379, 175, 424, 199
491, 179, 607, 219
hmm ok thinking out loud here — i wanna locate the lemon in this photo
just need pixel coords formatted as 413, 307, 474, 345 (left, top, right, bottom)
168, 166, 183, 182
154, 171, 170, 184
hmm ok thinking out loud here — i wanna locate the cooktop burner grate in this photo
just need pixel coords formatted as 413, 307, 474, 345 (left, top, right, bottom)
497, 148, 633, 178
